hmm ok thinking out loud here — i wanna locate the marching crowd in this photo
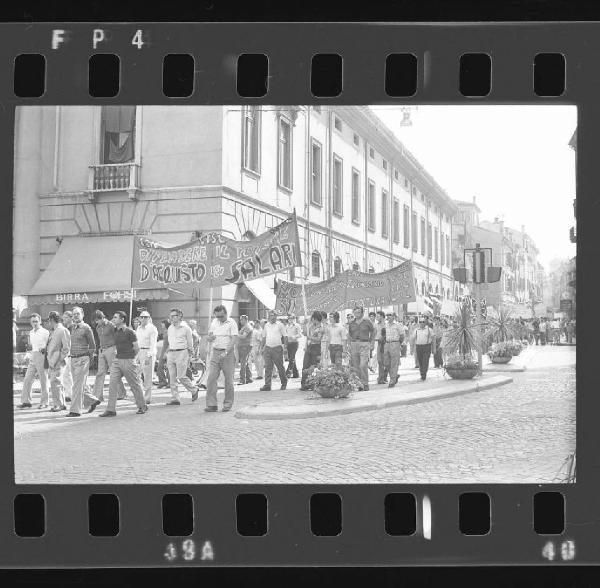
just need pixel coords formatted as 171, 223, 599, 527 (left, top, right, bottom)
14, 304, 575, 416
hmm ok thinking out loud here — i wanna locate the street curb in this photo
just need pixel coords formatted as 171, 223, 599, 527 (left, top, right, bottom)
235, 375, 513, 421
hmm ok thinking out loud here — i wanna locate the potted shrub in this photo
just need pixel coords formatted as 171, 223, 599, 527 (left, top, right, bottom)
484, 306, 519, 363
507, 340, 523, 356
442, 301, 483, 380
306, 364, 363, 398
488, 341, 513, 364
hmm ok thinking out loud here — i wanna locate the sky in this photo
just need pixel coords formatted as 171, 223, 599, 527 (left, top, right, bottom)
370, 105, 577, 271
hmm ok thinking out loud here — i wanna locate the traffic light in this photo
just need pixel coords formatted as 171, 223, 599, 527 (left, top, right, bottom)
472, 249, 486, 283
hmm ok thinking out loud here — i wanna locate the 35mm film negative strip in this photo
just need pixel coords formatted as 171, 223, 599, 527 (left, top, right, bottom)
2, 22, 594, 567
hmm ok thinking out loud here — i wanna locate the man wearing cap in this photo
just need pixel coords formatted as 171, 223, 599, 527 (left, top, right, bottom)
93, 310, 126, 403
17, 313, 49, 409
45, 311, 71, 412
284, 314, 302, 379
99, 311, 148, 417
348, 306, 375, 391
384, 312, 404, 388
136, 311, 158, 404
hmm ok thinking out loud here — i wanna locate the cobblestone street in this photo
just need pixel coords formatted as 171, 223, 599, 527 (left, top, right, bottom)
13, 345, 575, 484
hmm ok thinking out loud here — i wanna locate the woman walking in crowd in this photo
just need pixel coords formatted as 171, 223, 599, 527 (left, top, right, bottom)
236, 315, 253, 385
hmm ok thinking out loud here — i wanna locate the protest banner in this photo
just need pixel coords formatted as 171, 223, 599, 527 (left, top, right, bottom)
132, 214, 302, 290
275, 260, 417, 315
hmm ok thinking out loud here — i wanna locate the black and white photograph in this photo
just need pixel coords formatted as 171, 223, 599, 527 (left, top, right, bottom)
12, 104, 576, 484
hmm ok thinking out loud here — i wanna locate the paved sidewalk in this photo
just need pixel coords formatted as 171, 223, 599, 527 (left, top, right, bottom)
236, 375, 513, 420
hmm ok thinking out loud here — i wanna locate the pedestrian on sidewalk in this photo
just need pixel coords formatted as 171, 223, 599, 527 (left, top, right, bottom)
205, 305, 238, 412
408, 317, 420, 369
384, 312, 404, 388
328, 311, 347, 366
236, 315, 253, 385
67, 306, 99, 417
412, 317, 434, 381
93, 310, 126, 403
367, 311, 377, 374
375, 311, 388, 384
348, 306, 375, 391
156, 319, 171, 388
99, 311, 148, 417
17, 313, 49, 409
166, 308, 200, 406
136, 311, 158, 404
251, 320, 264, 379
432, 316, 444, 368
539, 318, 547, 346
260, 311, 288, 391
300, 311, 324, 391
284, 314, 302, 378
45, 311, 70, 412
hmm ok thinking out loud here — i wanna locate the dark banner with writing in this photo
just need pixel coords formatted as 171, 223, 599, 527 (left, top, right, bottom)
275, 260, 416, 315
132, 215, 302, 289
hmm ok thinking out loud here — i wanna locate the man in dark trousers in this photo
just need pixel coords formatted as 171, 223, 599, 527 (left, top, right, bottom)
411, 318, 434, 381
98, 311, 148, 417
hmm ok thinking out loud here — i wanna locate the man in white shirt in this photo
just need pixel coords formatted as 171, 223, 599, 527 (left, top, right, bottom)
205, 304, 238, 412
284, 314, 302, 379
166, 308, 199, 406
411, 318, 434, 381
136, 311, 158, 404
260, 311, 288, 391
18, 313, 50, 409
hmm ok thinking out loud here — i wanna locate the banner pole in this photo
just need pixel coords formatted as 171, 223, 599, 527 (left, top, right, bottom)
129, 288, 134, 327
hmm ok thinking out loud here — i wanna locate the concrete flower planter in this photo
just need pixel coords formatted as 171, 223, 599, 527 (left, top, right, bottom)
315, 387, 351, 399
490, 356, 512, 364
445, 366, 478, 380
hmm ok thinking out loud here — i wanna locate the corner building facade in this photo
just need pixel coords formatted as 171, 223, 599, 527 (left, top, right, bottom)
14, 105, 457, 331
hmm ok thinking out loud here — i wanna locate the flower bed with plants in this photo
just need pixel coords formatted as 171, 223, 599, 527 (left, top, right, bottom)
487, 341, 513, 364
305, 364, 363, 399
442, 301, 483, 380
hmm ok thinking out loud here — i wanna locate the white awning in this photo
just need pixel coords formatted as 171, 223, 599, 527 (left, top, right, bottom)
244, 277, 276, 310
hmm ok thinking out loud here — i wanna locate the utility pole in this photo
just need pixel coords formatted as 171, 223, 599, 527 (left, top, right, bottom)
472, 244, 484, 375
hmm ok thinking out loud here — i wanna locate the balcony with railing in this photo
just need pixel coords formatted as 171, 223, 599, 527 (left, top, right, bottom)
88, 162, 140, 200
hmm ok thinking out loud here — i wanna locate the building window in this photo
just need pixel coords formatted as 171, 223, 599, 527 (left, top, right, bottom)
368, 266, 375, 274
412, 186, 417, 196
383, 159, 388, 171
403, 206, 410, 248
440, 231, 445, 266
368, 180, 376, 232
381, 189, 389, 239
278, 117, 292, 190
411, 211, 418, 252
101, 105, 136, 164
405, 178, 409, 190
311, 139, 322, 205
420, 217, 426, 255
311, 251, 321, 277
353, 133, 360, 146
446, 235, 450, 267
434, 227, 439, 262
428, 283, 433, 293
352, 262, 360, 271
242, 105, 261, 174
351, 168, 360, 224
369, 147, 375, 159
334, 117, 343, 132
393, 199, 400, 244
394, 169, 399, 181
421, 193, 425, 203
333, 257, 342, 276
421, 281, 426, 296
333, 155, 343, 217
427, 223, 433, 259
